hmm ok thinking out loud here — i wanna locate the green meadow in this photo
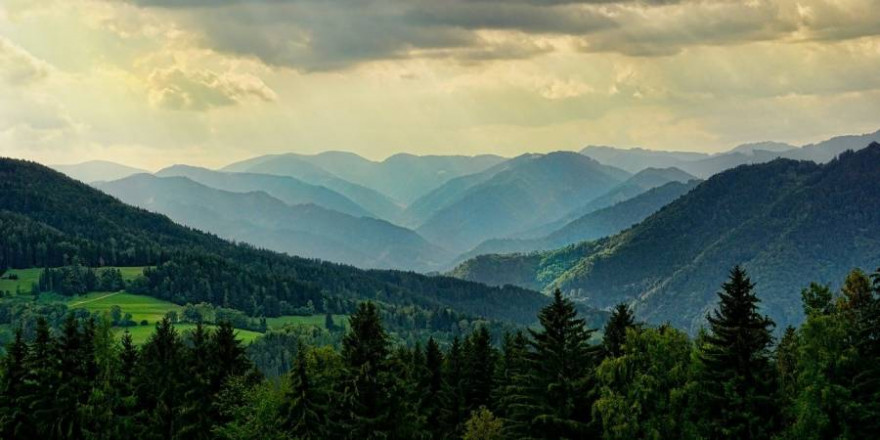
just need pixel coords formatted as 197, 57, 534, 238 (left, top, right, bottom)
120, 323, 264, 345
1, 267, 345, 344
265, 314, 349, 330
0, 268, 43, 294
66, 291, 181, 324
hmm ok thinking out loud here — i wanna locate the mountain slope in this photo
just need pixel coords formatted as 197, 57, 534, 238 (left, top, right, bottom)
579, 146, 707, 174
401, 153, 539, 228
155, 165, 372, 218
581, 130, 880, 178
52, 160, 149, 183
521, 167, 696, 238
453, 143, 880, 331
0, 157, 569, 325
294, 151, 506, 205
415, 152, 630, 253
455, 180, 700, 263
97, 174, 451, 272
223, 154, 404, 222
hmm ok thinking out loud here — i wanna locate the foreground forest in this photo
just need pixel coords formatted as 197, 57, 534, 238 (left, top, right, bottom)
2, 266, 878, 439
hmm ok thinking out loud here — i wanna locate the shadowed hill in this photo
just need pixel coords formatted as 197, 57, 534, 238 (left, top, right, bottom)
453, 143, 880, 332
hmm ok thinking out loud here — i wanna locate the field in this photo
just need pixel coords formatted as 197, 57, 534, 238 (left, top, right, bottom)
121, 323, 264, 345
0, 268, 43, 295
266, 314, 349, 330
66, 291, 181, 324
0, 267, 148, 296
1, 267, 343, 344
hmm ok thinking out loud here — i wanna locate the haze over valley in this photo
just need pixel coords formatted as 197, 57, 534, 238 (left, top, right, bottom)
43, 128, 880, 331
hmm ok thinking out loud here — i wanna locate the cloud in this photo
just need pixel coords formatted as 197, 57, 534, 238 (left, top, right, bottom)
0, 36, 50, 84
147, 67, 277, 111
119, 0, 880, 71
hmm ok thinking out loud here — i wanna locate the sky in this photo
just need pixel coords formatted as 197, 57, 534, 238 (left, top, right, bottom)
1, 0, 879, 170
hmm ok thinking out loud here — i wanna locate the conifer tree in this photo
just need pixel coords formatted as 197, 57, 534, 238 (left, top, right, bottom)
698, 266, 778, 440
850, 267, 880, 437
136, 317, 185, 439
602, 303, 637, 358
521, 289, 600, 439
0, 329, 33, 439
210, 321, 251, 390
440, 336, 468, 439
776, 326, 800, 427
117, 329, 141, 436
50, 314, 96, 439
493, 331, 530, 439
25, 316, 56, 388
280, 343, 326, 439
339, 302, 394, 439
423, 337, 444, 438
180, 323, 214, 440
463, 327, 496, 413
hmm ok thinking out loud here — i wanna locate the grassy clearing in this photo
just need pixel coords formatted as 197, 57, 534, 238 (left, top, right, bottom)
1, 267, 339, 345
0, 267, 147, 297
120, 323, 264, 345
0, 268, 42, 294
265, 314, 349, 330
67, 291, 341, 344
66, 291, 181, 324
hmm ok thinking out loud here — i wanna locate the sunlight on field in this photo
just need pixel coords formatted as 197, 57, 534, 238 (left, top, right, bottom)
120, 323, 264, 345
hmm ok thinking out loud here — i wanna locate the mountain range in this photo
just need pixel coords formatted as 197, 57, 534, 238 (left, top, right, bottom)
97, 174, 452, 272
156, 165, 373, 218
452, 142, 880, 332
48, 129, 880, 292
581, 129, 880, 178
454, 179, 701, 264
234, 152, 506, 205
414, 152, 631, 253
51, 160, 149, 183
0, 157, 573, 326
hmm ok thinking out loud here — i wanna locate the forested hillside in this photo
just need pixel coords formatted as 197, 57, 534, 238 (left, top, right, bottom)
98, 174, 451, 272
457, 180, 699, 262
3, 267, 878, 439
0, 158, 570, 327
454, 143, 880, 331
156, 165, 373, 218
415, 152, 630, 253
223, 154, 405, 222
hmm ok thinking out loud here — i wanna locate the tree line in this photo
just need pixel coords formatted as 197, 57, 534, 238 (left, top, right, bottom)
2, 265, 879, 439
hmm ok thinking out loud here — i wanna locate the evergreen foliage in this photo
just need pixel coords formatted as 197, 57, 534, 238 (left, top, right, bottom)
0, 266, 879, 439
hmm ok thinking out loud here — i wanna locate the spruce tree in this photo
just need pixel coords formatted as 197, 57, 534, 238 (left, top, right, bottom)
698, 266, 777, 440
493, 331, 530, 439
423, 337, 444, 439
602, 303, 637, 358
281, 343, 327, 439
463, 327, 496, 413
850, 267, 880, 437
439, 336, 468, 439
339, 302, 394, 439
0, 329, 33, 439
25, 316, 57, 435
180, 323, 213, 440
521, 289, 600, 439
43, 314, 88, 439
136, 317, 185, 439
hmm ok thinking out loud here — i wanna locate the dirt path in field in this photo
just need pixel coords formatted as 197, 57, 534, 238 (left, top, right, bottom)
69, 291, 121, 307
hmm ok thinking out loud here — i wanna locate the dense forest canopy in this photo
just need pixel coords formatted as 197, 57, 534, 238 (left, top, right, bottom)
1, 266, 878, 439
